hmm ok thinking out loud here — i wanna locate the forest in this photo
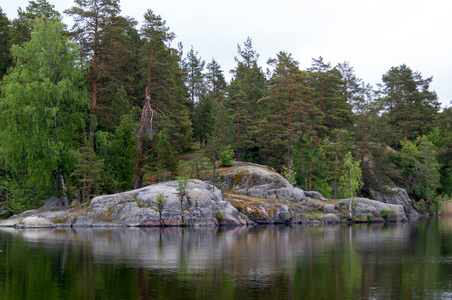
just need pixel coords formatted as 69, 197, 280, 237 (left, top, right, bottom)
0, 0, 450, 215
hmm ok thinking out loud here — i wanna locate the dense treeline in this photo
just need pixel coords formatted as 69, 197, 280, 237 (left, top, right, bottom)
0, 0, 450, 214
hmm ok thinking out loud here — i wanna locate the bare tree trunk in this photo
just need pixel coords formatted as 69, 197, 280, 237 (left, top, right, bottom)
89, 15, 99, 145
236, 103, 241, 161
334, 155, 339, 200
59, 172, 68, 206
4, 190, 8, 213
213, 152, 216, 176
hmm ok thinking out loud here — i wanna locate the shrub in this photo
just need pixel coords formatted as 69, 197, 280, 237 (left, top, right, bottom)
156, 192, 165, 211
380, 207, 396, 220
219, 149, 235, 167
176, 176, 189, 197
416, 199, 427, 214
216, 211, 224, 223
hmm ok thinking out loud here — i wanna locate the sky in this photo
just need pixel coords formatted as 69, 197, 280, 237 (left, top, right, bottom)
2, 0, 452, 107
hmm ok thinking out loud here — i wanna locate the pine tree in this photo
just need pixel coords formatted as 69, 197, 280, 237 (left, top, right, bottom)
257, 52, 323, 169
380, 65, 440, 148
227, 37, 267, 161
10, 0, 61, 46
308, 57, 354, 133
65, 0, 122, 140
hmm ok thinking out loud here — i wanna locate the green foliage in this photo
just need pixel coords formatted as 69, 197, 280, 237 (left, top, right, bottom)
380, 207, 396, 220
428, 194, 449, 215
380, 64, 440, 149
308, 56, 354, 131
219, 149, 235, 167
416, 199, 427, 214
156, 192, 165, 211
147, 131, 179, 181
338, 152, 363, 200
0, 18, 88, 207
100, 111, 139, 192
311, 179, 334, 199
282, 160, 297, 186
227, 37, 267, 161
216, 211, 224, 223
292, 133, 326, 191
400, 136, 441, 202
257, 52, 321, 168
69, 138, 104, 202
176, 176, 189, 197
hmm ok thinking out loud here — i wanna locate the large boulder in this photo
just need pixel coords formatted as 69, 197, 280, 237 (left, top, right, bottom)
41, 196, 64, 209
304, 191, 328, 202
0, 209, 8, 217
336, 198, 407, 222
373, 187, 419, 216
0, 180, 252, 228
73, 180, 252, 227
17, 216, 55, 228
219, 162, 306, 201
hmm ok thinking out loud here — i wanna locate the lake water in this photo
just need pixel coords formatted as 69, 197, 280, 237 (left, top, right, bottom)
1, 218, 452, 300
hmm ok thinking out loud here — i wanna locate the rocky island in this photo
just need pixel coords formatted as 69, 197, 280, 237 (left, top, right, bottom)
0, 162, 415, 229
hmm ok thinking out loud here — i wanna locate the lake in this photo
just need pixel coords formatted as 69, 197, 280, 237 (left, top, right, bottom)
1, 218, 452, 299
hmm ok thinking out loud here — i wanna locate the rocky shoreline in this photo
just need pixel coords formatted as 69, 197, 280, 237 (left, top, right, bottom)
0, 162, 415, 229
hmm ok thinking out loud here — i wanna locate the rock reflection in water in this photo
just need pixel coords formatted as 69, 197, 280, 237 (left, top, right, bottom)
1, 219, 452, 299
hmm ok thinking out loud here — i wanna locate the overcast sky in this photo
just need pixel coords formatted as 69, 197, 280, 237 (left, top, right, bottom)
2, 0, 451, 107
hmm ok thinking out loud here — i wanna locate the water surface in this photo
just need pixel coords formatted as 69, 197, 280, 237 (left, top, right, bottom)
1, 218, 452, 299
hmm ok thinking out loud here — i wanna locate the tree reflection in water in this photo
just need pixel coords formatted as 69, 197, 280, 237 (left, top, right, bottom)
0, 218, 452, 299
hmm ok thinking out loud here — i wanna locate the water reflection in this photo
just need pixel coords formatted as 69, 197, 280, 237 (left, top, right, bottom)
1, 219, 452, 299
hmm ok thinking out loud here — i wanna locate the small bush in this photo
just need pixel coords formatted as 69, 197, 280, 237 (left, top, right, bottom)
176, 176, 189, 197
282, 161, 297, 186
416, 199, 427, 214
219, 149, 235, 167
428, 195, 449, 214
156, 192, 165, 211
380, 207, 395, 220
216, 211, 224, 223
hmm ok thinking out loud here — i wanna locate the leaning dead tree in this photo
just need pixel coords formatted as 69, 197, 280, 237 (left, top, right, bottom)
134, 73, 158, 189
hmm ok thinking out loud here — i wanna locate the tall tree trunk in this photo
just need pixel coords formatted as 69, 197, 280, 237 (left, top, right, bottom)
236, 103, 241, 161
59, 172, 68, 206
89, 15, 99, 145
360, 114, 369, 194
213, 151, 216, 176
4, 190, 8, 214
334, 155, 339, 199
